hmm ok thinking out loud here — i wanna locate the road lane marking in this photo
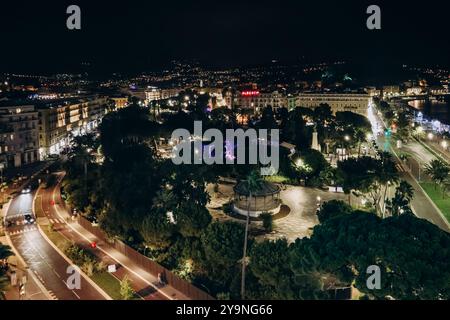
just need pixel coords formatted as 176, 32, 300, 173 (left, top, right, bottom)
72, 290, 81, 299
52, 269, 61, 278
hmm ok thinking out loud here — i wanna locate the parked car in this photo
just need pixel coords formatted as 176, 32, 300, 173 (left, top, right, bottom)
24, 214, 35, 224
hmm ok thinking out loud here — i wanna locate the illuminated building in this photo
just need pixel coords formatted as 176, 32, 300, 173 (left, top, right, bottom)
0, 104, 39, 168
406, 87, 423, 95
382, 85, 400, 97
296, 93, 371, 116
237, 90, 288, 112
37, 96, 108, 157
145, 86, 161, 103
144, 87, 181, 104
110, 96, 128, 109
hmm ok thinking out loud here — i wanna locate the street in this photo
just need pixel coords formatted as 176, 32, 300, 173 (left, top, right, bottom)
5, 192, 107, 300
36, 173, 187, 300
369, 104, 450, 232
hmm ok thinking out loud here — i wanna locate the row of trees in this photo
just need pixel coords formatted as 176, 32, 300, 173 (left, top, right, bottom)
249, 202, 450, 300
266, 104, 372, 156
62, 103, 238, 296
336, 151, 415, 217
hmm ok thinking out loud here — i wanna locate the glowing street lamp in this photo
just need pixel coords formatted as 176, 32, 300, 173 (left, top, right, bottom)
428, 133, 434, 140
442, 140, 448, 149
296, 159, 304, 168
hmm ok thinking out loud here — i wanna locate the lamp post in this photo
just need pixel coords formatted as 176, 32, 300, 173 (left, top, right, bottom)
343, 135, 351, 159
0, 162, 4, 184
0, 163, 5, 204
143, 245, 149, 257
316, 196, 322, 208
441, 140, 448, 151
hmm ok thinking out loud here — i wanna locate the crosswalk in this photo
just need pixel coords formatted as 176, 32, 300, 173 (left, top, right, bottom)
47, 290, 59, 300
48, 218, 65, 224
13, 220, 30, 226
8, 217, 66, 226
7, 226, 38, 235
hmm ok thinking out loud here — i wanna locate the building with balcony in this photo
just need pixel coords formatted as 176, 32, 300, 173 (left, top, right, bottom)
37, 96, 108, 158
296, 93, 371, 116
0, 104, 39, 168
236, 90, 289, 113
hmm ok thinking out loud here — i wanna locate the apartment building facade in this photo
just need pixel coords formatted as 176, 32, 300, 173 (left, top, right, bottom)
235, 90, 292, 112
38, 96, 108, 157
0, 104, 39, 168
296, 93, 371, 116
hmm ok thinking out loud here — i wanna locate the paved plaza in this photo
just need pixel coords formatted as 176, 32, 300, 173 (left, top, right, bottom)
207, 182, 347, 243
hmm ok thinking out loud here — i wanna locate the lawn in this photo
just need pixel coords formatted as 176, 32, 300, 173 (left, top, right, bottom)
40, 221, 142, 300
41, 223, 72, 250
91, 272, 142, 300
420, 182, 450, 223
90, 272, 123, 300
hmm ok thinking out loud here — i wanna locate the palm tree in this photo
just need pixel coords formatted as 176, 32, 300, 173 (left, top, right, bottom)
378, 152, 400, 217
424, 159, 450, 198
0, 244, 13, 264
355, 129, 367, 158
240, 170, 263, 300
67, 134, 96, 193
389, 181, 414, 216
0, 244, 14, 290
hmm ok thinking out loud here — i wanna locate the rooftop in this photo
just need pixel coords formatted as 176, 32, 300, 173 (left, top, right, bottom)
234, 180, 280, 197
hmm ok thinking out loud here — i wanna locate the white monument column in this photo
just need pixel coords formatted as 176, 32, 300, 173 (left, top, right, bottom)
311, 130, 321, 152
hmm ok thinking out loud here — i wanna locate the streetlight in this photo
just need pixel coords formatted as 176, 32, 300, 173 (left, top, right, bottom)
428, 132, 434, 140
295, 158, 304, 168
441, 140, 448, 150
344, 135, 350, 142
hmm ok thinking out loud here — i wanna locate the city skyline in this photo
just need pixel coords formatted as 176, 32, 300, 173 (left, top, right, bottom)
1, 0, 450, 305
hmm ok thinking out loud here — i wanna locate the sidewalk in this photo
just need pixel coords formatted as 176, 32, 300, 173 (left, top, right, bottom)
37, 175, 189, 300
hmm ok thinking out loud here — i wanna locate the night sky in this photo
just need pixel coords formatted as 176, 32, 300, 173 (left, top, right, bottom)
0, 0, 449, 74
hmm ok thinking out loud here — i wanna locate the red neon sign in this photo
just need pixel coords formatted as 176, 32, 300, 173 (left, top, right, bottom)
241, 90, 260, 97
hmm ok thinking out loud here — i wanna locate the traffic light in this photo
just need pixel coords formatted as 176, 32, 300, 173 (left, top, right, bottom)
384, 129, 392, 137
